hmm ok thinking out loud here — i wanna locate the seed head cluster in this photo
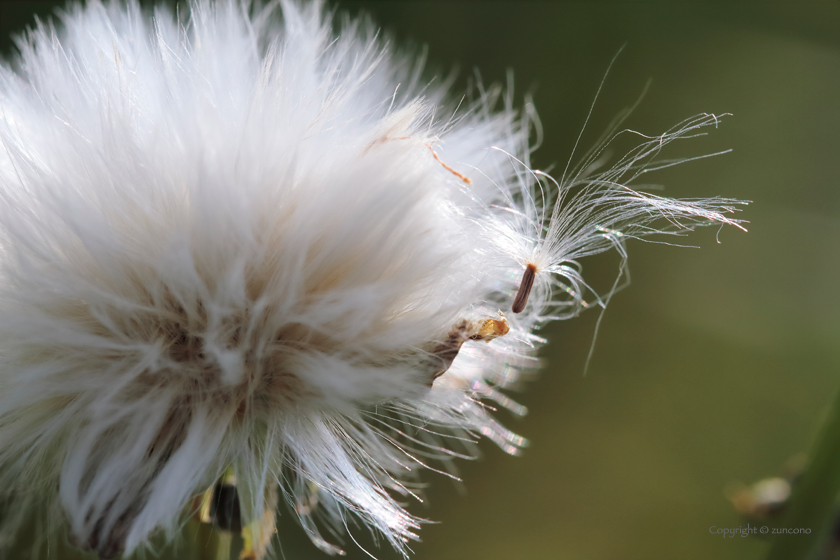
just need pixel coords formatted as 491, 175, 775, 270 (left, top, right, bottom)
0, 1, 745, 558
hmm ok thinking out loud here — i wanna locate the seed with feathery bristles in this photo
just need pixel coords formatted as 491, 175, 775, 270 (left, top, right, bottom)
512, 264, 537, 314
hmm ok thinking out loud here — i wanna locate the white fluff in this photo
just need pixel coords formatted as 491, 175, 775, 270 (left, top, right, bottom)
0, 0, 746, 557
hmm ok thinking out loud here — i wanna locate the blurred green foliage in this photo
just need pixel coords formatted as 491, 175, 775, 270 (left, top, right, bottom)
2, 1, 840, 559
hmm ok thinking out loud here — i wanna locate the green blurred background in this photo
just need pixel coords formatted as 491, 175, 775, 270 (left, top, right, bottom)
2, 1, 840, 559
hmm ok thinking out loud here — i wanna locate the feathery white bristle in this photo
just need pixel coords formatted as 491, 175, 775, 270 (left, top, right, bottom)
0, 0, 745, 557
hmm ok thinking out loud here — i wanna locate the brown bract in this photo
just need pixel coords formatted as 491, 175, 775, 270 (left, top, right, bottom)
428, 314, 510, 386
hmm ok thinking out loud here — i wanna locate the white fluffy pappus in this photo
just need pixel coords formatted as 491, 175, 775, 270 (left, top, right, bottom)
0, 1, 746, 558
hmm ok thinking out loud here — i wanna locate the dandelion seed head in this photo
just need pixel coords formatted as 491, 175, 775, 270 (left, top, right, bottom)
0, 0, 746, 558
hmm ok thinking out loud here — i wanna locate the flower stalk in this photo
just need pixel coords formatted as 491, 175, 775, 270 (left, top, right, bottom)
766, 385, 840, 560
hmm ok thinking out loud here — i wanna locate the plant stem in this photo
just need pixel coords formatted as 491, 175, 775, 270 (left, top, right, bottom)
766, 385, 840, 560
215, 531, 233, 560
186, 519, 233, 560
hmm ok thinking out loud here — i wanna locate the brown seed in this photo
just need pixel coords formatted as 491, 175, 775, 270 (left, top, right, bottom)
512, 264, 537, 314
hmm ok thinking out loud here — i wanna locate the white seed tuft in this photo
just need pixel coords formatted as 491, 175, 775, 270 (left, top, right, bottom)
0, 1, 746, 558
